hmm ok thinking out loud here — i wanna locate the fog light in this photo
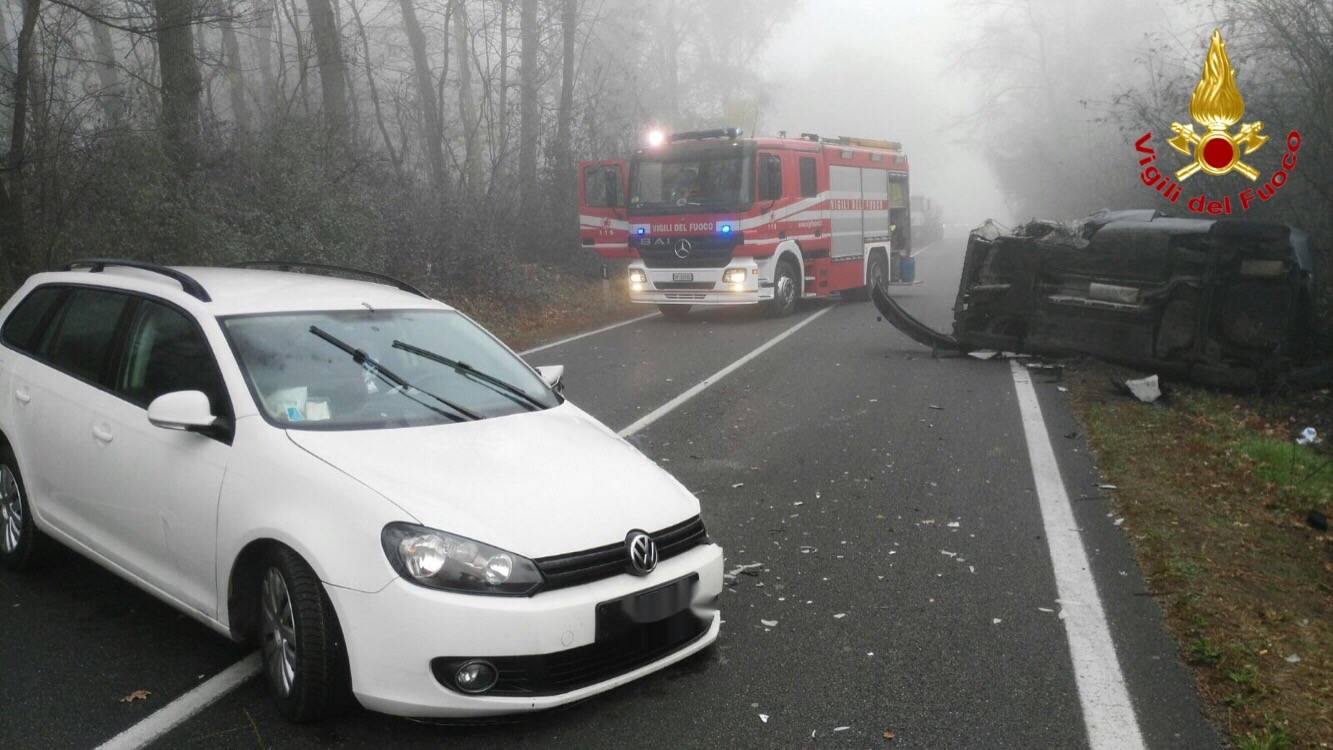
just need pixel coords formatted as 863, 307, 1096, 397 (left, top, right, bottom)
628, 269, 647, 284
454, 660, 499, 694
722, 268, 746, 285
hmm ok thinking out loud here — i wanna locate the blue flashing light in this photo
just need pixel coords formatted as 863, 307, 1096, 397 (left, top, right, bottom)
720, 224, 732, 234
636, 227, 646, 235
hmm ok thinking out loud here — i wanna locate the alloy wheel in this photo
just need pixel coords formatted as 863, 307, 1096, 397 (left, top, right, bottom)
0, 465, 22, 554
261, 567, 298, 697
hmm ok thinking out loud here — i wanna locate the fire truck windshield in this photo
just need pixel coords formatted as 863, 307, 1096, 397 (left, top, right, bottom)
628, 147, 753, 215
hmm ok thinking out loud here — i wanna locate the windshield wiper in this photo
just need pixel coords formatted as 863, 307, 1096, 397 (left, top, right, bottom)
308, 326, 480, 422
392, 339, 545, 411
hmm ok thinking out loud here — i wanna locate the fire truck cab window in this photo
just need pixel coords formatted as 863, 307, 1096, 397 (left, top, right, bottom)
759, 154, 783, 202
629, 146, 751, 215
799, 157, 817, 197
584, 165, 621, 208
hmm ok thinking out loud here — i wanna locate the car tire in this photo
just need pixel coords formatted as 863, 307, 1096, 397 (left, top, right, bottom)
658, 304, 692, 320
765, 258, 800, 318
259, 546, 352, 722
0, 446, 48, 571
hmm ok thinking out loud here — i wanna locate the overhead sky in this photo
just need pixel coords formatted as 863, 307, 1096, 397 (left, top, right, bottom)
758, 0, 1014, 232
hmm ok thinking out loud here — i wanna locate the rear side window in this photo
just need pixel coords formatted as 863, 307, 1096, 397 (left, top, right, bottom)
583, 165, 621, 208
759, 154, 783, 201
116, 300, 229, 417
43, 288, 133, 384
1, 286, 66, 354
800, 157, 818, 197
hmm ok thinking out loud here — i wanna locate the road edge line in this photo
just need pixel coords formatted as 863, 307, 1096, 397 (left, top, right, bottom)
519, 312, 659, 356
96, 652, 261, 750
619, 306, 833, 438
1009, 360, 1146, 750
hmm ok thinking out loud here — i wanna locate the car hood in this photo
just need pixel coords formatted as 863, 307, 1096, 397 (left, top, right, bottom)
285, 402, 700, 559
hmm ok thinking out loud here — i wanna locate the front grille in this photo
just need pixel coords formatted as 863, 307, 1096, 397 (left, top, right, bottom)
654, 281, 715, 290
431, 609, 709, 696
535, 516, 708, 592
635, 236, 739, 268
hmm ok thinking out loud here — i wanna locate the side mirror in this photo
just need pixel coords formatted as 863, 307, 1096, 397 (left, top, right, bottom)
535, 365, 565, 394
147, 390, 218, 431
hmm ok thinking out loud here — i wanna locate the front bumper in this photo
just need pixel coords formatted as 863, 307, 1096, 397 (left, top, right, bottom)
629, 259, 771, 306
327, 543, 724, 717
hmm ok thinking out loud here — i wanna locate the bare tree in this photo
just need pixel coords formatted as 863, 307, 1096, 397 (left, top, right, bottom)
1, 0, 42, 287
552, 0, 575, 176
454, 0, 482, 191
88, 13, 124, 126
517, 0, 537, 210
399, 0, 447, 196
252, 0, 277, 116
306, 0, 348, 136
221, 21, 251, 132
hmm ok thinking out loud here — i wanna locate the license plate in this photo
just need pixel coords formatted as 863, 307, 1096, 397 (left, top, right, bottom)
672, 272, 694, 282
596, 574, 698, 640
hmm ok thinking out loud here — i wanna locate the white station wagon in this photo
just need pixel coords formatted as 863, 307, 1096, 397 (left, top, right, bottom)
0, 260, 723, 720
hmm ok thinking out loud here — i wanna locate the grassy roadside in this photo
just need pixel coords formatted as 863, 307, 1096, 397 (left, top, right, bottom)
1065, 364, 1332, 749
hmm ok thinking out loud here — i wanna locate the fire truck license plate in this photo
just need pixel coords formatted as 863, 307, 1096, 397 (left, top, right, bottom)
673, 272, 694, 282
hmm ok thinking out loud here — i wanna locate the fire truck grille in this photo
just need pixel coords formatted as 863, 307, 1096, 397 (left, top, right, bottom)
635, 237, 737, 268
653, 282, 715, 290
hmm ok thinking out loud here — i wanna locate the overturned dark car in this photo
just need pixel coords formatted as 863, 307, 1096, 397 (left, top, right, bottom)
873, 210, 1330, 389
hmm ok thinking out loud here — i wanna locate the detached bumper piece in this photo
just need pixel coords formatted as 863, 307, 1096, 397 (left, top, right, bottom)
430, 609, 710, 697
873, 211, 1330, 390
534, 516, 708, 591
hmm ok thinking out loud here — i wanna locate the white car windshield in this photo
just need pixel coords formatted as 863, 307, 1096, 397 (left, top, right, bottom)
222, 309, 558, 430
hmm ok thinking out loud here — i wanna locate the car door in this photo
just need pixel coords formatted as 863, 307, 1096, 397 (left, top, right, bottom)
14, 286, 137, 552
579, 160, 630, 259
0, 286, 70, 517
99, 297, 233, 616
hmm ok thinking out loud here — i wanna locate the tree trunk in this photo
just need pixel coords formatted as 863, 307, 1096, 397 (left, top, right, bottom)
350, 0, 400, 177
454, 0, 481, 192
153, 0, 202, 172
88, 15, 124, 126
2, 0, 41, 287
553, 0, 576, 176
221, 22, 252, 132
253, 0, 277, 116
398, 0, 447, 197
306, 0, 348, 137
517, 0, 538, 211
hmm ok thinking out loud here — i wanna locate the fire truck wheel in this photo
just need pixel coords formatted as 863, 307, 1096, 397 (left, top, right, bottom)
658, 304, 692, 319
766, 258, 800, 318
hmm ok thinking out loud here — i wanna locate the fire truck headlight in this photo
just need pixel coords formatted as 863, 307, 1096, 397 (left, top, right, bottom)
646, 129, 666, 148
629, 269, 647, 285
722, 268, 747, 285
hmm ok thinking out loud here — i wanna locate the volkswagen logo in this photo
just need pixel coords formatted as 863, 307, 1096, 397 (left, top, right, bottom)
625, 530, 658, 575
673, 239, 692, 259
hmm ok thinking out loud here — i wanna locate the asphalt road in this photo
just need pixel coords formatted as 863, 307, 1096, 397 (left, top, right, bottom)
0, 240, 1223, 748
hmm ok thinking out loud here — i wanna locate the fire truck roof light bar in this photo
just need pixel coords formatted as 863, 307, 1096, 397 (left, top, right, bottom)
799, 133, 903, 151
669, 128, 743, 142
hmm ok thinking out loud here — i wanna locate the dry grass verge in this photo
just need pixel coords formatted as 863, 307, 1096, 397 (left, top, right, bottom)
1066, 363, 1331, 749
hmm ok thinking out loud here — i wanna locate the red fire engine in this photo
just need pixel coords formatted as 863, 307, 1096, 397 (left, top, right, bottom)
578, 128, 915, 318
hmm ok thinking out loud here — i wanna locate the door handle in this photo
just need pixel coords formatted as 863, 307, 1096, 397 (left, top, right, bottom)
92, 424, 114, 444
14, 387, 31, 404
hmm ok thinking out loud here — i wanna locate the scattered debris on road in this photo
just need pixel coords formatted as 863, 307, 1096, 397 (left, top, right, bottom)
119, 689, 152, 703
1120, 374, 1163, 404
874, 211, 1330, 390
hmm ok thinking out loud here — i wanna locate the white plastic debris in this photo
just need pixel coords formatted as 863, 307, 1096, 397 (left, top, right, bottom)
992, 618, 1003, 625
968, 350, 999, 360
759, 714, 769, 723
1113, 517, 1125, 526
834, 726, 850, 732
1297, 427, 1318, 446
761, 619, 778, 628
946, 521, 960, 528
1098, 484, 1118, 490
1285, 654, 1301, 664
833, 613, 847, 619
731, 482, 745, 489
1124, 374, 1161, 403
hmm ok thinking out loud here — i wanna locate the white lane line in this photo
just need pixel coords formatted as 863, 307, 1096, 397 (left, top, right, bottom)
619, 306, 833, 438
1010, 360, 1145, 750
520, 312, 660, 356
96, 652, 261, 750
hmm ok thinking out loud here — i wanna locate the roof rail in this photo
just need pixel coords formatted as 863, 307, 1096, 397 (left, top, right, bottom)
230, 261, 429, 298
64, 259, 212, 302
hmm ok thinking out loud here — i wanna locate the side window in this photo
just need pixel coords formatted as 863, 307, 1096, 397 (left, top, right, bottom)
759, 154, 783, 201
43, 288, 133, 384
799, 157, 818, 197
0, 286, 66, 355
116, 300, 229, 417
584, 165, 621, 208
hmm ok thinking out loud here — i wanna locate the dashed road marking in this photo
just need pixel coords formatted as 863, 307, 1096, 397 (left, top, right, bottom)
1010, 360, 1145, 750
519, 312, 659, 356
619, 306, 833, 437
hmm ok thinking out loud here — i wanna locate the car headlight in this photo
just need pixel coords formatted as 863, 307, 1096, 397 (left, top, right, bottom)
628, 269, 647, 284
722, 268, 747, 285
381, 523, 543, 595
